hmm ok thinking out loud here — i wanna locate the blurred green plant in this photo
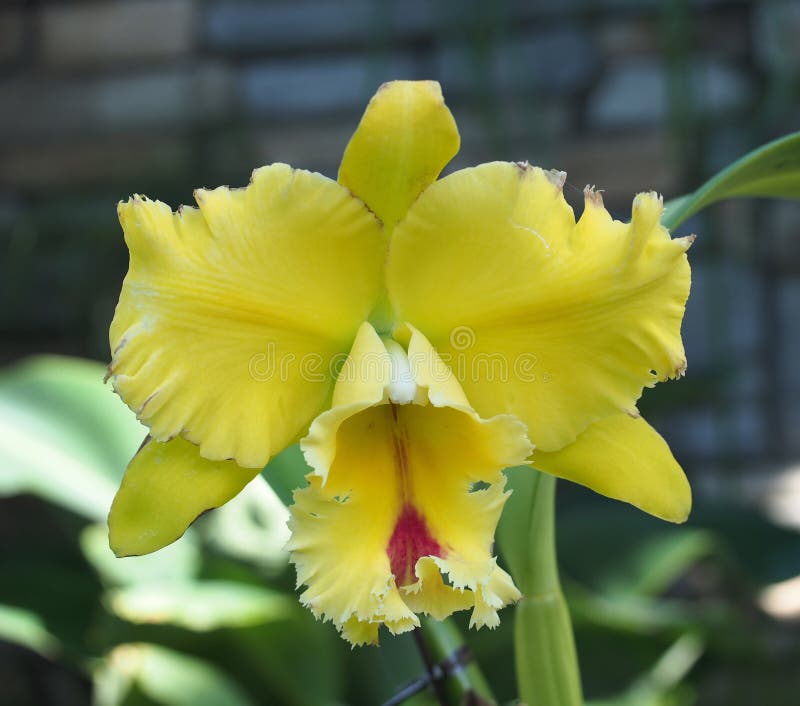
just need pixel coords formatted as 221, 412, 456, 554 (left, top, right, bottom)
0, 357, 346, 706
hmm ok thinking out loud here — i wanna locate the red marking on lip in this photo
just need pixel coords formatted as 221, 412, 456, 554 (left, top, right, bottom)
387, 504, 442, 586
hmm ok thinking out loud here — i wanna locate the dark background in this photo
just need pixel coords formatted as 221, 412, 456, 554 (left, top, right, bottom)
2, 1, 800, 705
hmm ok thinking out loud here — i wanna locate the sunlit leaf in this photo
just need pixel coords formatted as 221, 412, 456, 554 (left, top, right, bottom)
107, 581, 293, 631
80, 524, 200, 588
197, 476, 289, 571
662, 131, 800, 229
0, 603, 60, 657
95, 643, 255, 706
0, 356, 144, 519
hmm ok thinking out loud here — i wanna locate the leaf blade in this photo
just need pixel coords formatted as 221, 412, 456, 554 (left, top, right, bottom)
662, 131, 800, 230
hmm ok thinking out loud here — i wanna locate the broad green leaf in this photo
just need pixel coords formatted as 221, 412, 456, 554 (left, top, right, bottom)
662, 131, 800, 230
80, 524, 200, 588
198, 476, 289, 570
0, 356, 144, 519
95, 643, 255, 706
226, 614, 345, 706
566, 585, 733, 636
595, 530, 716, 598
0, 603, 60, 657
0, 554, 104, 653
558, 502, 800, 588
587, 634, 703, 706
107, 581, 293, 631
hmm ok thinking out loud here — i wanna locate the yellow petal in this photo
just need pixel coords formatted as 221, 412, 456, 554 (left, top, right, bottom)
470, 563, 522, 629
330, 321, 392, 409
340, 616, 380, 647
109, 164, 385, 468
533, 414, 691, 522
338, 81, 460, 232
109, 437, 259, 556
387, 162, 692, 452
401, 557, 473, 621
288, 327, 529, 643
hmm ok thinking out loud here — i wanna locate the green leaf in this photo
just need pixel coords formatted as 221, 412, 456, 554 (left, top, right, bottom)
594, 530, 716, 599
197, 476, 289, 571
106, 581, 293, 631
662, 131, 800, 230
418, 618, 497, 705
261, 443, 310, 507
586, 634, 703, 706
94, 643, 255, 706
224, 614, 345, 706
0, 356, 144, 519
80, 523, 201, 588
566, 585, 734, 636
0, 603, 60, 657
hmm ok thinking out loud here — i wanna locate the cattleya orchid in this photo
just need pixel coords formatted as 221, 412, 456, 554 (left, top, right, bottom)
107, 81, 693, 645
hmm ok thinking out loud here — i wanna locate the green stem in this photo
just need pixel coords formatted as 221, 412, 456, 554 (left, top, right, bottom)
417, 617, 497, 705
498, 471, 583, 706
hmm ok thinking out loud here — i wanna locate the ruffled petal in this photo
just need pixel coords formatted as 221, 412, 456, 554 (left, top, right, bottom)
533, 413, 692, 522
338, 81, 460, 232
286, 471, 418, 643
287, 325, 530, 643
109, 437, 259, 556
387, 163, 693, 453
109, 164, 385, 467
401, 557, 473, 620
470, 561, 522, 629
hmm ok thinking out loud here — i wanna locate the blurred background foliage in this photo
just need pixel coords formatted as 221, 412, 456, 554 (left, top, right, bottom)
2, 0, 800, 704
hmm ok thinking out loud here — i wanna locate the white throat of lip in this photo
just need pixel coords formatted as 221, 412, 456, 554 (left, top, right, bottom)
383, 338, 417, 405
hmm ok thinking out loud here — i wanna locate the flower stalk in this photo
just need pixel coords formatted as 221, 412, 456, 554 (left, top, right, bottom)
498, 471, 583, 706
416, 617, 496, 705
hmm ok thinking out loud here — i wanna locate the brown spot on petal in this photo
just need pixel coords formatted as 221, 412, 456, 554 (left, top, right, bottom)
138, 388, 162, 416
111, 336, 129, 357
584, 185, 604, 207
546, 169, 567, 189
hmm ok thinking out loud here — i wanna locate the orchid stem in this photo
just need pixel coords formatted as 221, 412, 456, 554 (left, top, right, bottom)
412, 627, 448, 706
512, 473, 583, 706
416, 617, 497, 705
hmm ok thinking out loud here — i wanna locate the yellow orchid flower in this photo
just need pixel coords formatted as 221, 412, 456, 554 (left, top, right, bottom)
287, 322, 531, 645
107, 80, 693, 644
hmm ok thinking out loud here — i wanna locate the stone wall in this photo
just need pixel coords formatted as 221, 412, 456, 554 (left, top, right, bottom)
2, 0, 800, 468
